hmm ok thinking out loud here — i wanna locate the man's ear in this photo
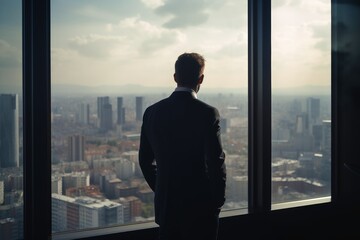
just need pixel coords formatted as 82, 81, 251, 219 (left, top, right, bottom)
173, 73, 177, 83
199, 74, 204, 84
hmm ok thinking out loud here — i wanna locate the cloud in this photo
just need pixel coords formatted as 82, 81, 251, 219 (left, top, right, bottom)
75, 5, 116, 20
68, 34, 126, 58
155, 0, 222, 28
0, 39, 21, 68
67, 17, 183, 59
310, 22, 331, 53
141, 0, 165, 9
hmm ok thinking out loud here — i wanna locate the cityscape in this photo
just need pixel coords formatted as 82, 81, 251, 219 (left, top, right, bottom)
0, 90, 331, 237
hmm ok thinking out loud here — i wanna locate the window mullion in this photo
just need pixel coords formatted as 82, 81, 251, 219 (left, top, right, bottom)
248, 0, 272, 214
23, 0, 51, 239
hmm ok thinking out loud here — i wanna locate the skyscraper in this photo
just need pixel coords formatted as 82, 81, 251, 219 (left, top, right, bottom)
101, 103, 113, 131
307, 97, 320, 124
295, 113, 309, 134
117, 97, 125, 125
97, 96, 113, 131
76, 103, 90, 125
0, 94, 19, 168
135, 96, 143, 121
97, 96, 109, 120
306, 97, 321, 135
67, 135, 85, 162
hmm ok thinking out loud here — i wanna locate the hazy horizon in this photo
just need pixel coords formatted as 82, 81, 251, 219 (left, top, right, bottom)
1, 0, 331, 92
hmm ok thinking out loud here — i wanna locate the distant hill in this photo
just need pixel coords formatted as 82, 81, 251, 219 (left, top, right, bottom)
1, 83, 331, 97
51, 84, 330, 96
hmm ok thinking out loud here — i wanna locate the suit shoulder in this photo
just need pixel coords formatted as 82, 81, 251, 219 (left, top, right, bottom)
144, 98, 170, 114
193, 99, 219, 114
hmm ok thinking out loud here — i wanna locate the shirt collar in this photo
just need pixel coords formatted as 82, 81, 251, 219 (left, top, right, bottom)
174, 87, 198, 99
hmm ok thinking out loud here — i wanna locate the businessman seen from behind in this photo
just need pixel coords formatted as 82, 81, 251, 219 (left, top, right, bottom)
139, 52, 226, 240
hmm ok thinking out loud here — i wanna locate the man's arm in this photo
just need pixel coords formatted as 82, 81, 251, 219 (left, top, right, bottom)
138, 110, 156, 192
206, 108, 227, 209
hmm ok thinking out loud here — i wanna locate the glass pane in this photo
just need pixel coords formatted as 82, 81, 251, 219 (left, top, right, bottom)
271, 0, 331, 205
51, 0, 247, 234
0, 1, 23, 239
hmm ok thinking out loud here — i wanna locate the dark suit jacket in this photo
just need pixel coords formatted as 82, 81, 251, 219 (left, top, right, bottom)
139, 91, 226, 227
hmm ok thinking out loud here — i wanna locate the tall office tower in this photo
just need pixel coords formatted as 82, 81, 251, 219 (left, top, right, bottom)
117, 97, 125, 125
135, 96, 143, 121
307, 97, 320, 124
0, 94, 19, 168
295, 113, 309, 134
101, 103, 113, 131
97, 96, 109, 126
76, 103, 90, 125
67, 135, 85, 162
97, 96, 109, 120
97, 96, 113, 131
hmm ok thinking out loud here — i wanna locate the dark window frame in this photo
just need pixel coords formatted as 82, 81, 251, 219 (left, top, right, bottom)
21, 0, 337, 239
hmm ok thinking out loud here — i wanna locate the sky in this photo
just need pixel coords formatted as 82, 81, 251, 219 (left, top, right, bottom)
0, 0, 331, 93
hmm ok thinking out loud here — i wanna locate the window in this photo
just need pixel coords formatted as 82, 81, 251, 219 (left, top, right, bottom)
0, 1, 23, 239
271, 0, 331, 207
13, 0, 339, 239
51, 0, 248, 235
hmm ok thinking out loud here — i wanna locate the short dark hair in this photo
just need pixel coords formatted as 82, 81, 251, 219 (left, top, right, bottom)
175, 52, 205, 86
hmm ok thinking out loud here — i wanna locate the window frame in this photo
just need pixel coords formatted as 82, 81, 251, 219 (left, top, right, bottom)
23, 0, 51, 239
21, 0, 337, 239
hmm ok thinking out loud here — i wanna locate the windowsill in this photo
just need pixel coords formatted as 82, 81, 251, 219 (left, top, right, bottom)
271, 196, 331, 210
52, 198, 331, 240
52, 208, 248, 240
52, 221, 158, 240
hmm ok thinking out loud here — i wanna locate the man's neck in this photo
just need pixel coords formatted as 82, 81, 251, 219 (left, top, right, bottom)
174, 86, 198, 98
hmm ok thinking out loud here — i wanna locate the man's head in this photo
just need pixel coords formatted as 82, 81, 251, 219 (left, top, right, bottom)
174, 52, 205, 92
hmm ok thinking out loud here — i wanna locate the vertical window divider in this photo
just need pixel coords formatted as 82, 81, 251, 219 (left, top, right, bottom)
23, 0, 51, 239
248, 0, 272, 214
330, 0, 338, 204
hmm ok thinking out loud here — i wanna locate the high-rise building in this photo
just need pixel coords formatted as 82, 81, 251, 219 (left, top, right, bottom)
100, 103, 113, 131
135, 96, 143, 121
67, 135, 85, 162
0, 94, 19, 168
97, 96, 113, 131
117, 97, 125, 125
307, 97, 320, 124
97, 96, 109, 121
76, 103, 90, 125
295, 113, 309, 134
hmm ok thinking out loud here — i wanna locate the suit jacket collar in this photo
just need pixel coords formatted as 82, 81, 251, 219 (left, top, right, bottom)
174, 87, 198, 99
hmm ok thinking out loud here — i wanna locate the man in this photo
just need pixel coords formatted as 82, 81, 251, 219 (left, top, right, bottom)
139, 52, 226, 240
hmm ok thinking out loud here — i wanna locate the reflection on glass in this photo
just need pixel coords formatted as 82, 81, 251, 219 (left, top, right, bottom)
51, 0, 247, 233
271, 0, 331, 205
0, 0, 24, 239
